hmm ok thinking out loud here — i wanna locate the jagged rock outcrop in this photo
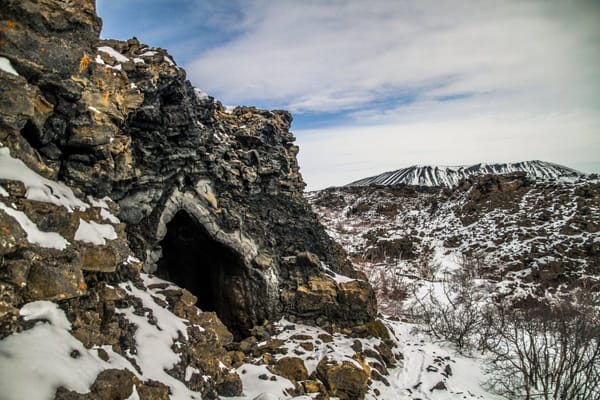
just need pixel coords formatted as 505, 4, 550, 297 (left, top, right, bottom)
0, 0, 377, 398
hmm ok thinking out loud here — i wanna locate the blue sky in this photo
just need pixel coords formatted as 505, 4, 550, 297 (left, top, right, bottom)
97, 0, 600, 190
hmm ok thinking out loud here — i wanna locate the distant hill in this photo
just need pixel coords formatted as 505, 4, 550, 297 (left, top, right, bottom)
347, 160, 583, 188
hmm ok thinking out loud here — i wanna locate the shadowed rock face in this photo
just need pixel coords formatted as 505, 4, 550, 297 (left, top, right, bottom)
157, 210, 258, 338
0, 0, 375, 338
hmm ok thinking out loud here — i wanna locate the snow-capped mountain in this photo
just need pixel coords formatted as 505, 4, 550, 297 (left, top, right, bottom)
348, 160, 583, 188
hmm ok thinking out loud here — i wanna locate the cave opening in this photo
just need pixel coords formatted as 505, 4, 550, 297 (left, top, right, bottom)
156, 210, 251, 339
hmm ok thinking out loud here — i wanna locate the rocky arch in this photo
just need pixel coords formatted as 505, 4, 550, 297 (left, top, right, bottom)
145, 183, 280, 338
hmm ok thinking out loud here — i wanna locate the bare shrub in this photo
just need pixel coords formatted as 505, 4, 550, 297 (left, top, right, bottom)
484, 298, 600, 400
416, 245, 440, 281
411, 271, 488, 351
460, 250, 486, 279
367, 264, 409, 303
379, 272, 409, 303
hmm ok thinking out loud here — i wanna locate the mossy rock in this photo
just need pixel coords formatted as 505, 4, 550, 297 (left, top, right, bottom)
364, 320, 390, 340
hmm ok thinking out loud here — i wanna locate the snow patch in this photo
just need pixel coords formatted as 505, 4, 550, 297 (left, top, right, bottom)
194, 88, 209, 100
100, 208, 120, 223
324, 267, 356, 284
0, 56, 19, 76
75, 219, 117, 245
97, 46, 130, 63
0, 202, 70, 249
0, 185, 8, 197
164, 56, 175, 66
87, 196, 110, 209
233, 364, 295, 399
184, 366, 200, 381
126, 255, 141, 264
116, 277, 192, 398
0, 147, 89, 211
126, 386, 140, 400
0, 303, 106, 400
20, 301, 72, 330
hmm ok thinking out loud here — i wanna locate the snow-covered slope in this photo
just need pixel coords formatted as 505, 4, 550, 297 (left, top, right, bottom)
309, 173, 600, 314
348, 161, 582, 188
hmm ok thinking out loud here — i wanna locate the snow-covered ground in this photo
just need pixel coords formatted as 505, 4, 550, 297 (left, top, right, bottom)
0, 283, 503, 400
307, 176, 599, 314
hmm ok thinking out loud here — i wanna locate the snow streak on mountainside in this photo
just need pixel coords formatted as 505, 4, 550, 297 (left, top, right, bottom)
348, 161, 583, 188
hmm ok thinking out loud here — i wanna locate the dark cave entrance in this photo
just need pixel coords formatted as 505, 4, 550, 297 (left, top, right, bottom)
156, 210, 251, 339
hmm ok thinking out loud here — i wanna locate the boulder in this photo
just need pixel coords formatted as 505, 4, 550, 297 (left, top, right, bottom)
25, 256, 86, 301
269, 356, 309, 382
0, 208, 26, 255
316, 358, 369, 400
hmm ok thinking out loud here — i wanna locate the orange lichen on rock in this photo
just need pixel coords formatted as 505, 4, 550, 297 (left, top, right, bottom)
0, 20, 15, 32
79, 55, 90, 72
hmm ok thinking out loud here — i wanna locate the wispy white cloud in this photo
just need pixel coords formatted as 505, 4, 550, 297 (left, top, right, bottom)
297, 108, 600, 190
186, 0, 599, 113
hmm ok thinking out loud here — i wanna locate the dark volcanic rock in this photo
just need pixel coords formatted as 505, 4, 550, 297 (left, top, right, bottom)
0, 0, 377, 396
0, 0, 101, 81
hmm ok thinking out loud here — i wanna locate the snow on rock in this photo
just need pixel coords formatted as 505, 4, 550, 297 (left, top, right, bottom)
0, 147, 89, 211
0, 202, 70, 249
100, 208, 120, 223
74, 219, 117, 245
20, 301, 72, 330
126, 386, 141, 400
309, 175, 599, 310
86, 196, 121, 223
194, 88, 210, 100
0, 303, 107, 400
324, 266, 356, 284
228, 317, 501, 400
0, 56, 19, 76
164, 56, 175, 66
231, 364, 296, 400
97, 46, 130, 63
0, 185, 8, 197
115, 277, 195, 399
86, 196, 110, 209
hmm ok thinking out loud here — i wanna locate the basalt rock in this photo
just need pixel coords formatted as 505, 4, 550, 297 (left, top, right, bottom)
0, 0, 376, 397
316, 358, 370, 400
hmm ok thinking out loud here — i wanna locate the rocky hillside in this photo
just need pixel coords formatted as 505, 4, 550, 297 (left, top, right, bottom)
2, 2, 595, 399
308, 173, 600, 314
0, 1, 404, 399
347, 161, 583, 188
